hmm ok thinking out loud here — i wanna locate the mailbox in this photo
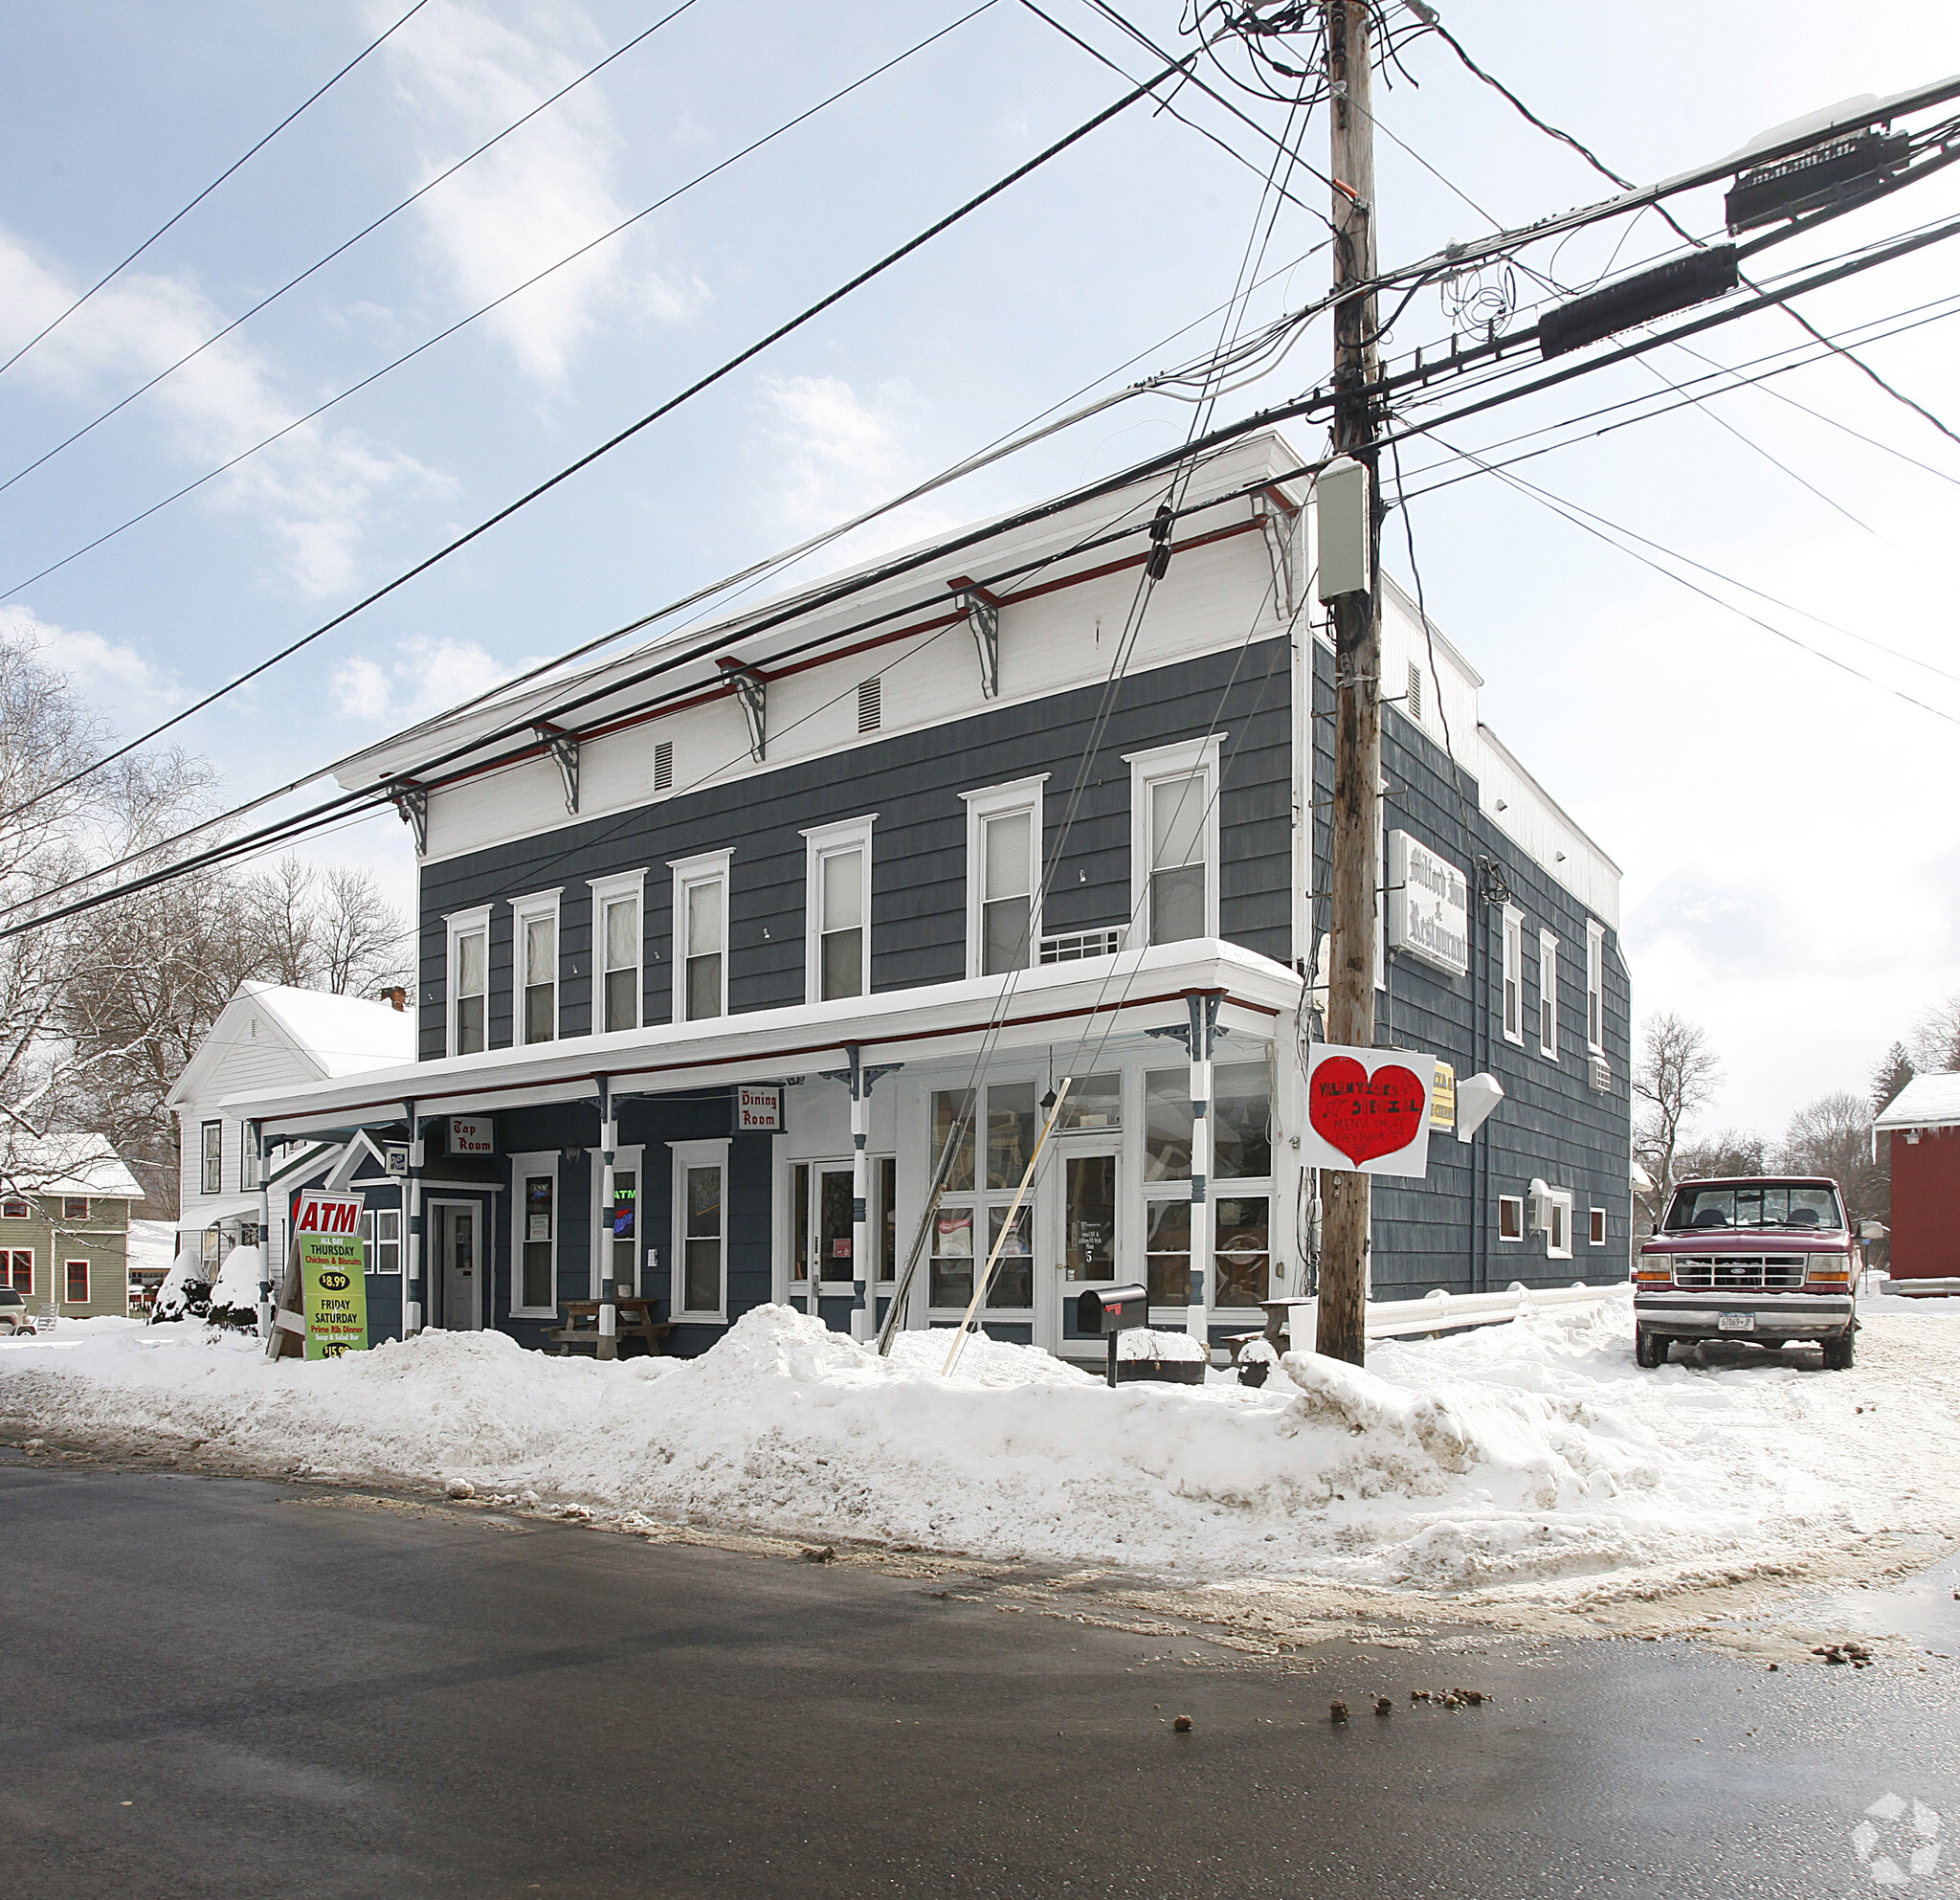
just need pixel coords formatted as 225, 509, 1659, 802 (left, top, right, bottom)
1076, 1283, 1148, 1387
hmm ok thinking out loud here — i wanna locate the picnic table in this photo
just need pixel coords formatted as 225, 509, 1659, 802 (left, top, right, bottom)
548, 1297, 674, 1357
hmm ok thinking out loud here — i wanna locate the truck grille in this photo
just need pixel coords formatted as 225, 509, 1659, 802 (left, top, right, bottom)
1670, 1256, 1808, 1291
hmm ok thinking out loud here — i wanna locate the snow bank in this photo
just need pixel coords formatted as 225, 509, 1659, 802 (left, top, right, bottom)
2, 1296, 1955, 1600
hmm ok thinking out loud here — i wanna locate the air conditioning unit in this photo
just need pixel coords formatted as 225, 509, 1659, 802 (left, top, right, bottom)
1589, 1053, 1612, 1092
1526, 1178, 1554, 1234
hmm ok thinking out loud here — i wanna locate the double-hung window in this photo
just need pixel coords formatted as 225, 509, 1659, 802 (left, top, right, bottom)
510, 1155, 558, 1317
447, 906, 490, 1055
200, 1121, 223, 1196
672, 1140, 729, 1320
510, 893, 560, 1045
961, 777, 1045, 978
1585, 921, 1605, 1054
669, 851, 731, 1022
65, 1260, 89, 1304
1127, 737, 1222, 949
7, 1250, 33, 1292
927, 1084, 1036, 1314
803, 816, 874, 1003
588, 871, 646, 1035
62, 1196, 89, 1221
1539, 929, 1560, 1060
1501, 906, 1525, 1046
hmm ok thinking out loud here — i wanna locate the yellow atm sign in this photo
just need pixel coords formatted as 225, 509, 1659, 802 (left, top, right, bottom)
1430, 1062, 1458, 1132
299, 1232, 369, 1360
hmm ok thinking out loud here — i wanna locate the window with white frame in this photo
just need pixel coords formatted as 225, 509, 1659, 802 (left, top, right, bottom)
927, 1084, 1036, 1314
1589, 1206, 1607, 1247
1127, 736, 1222, 949
510, 1157, 558, 1317
961, 777, 1045, 978
803, 816, 874, 1003
1585, 921, 1605, 1054
1142, 1061, 1273, 1310
511, 892, 561, 1045
201, 1121, 223, 1196
672, 1139, 729, 1319
361, 1209, 402, 1274
241, 1129, 260, 1191
1547, 1189, 1574, 1259
448, 906, 490, 1056
669, 850, 730, 1022
1501, 906, 1524, 1045
1539, 928, 1560, 1059
589, 871, 646, 1036
1498, 1195, 1525, 1241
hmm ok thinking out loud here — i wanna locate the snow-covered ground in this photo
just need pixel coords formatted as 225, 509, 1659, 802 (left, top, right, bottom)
2, 1294, 1955, 1605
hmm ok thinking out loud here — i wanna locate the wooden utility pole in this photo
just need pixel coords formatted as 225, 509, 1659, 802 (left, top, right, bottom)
1316, 0, 1381, 1368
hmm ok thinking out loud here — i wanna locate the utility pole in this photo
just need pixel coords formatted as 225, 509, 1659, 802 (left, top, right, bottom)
1316, 0, 1381, 1369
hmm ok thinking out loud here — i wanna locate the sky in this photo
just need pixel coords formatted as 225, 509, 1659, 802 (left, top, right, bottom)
2, 0, 1957, 1143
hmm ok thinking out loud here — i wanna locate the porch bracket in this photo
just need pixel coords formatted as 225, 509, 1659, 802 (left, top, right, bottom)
717, 657, 768, 761
390, 783, 428, 856
535, 724, 580, 815
948, 577, 1002, 699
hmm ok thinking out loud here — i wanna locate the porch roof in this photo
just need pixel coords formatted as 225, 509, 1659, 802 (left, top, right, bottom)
217, 940, 1302, 1140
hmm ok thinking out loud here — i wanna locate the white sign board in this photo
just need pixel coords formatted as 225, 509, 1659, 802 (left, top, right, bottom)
449, 1116, 494, 1157
1300, 1043, 1437, 1179
737, 1084, 782, 1132
293, 1189, 365, 1236
1388, 832, 1469, 977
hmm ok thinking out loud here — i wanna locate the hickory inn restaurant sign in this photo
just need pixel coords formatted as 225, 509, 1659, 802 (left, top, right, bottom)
1388, 831, 1469, 978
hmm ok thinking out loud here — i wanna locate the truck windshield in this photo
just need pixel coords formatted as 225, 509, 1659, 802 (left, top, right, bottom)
1663, 1183, 1844, 1232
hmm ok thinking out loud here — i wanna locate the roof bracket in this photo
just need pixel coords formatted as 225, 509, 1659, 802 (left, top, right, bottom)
1257, 499, 1295, 616
390, 783, 428, 855
535, 724, 580, 815
717, 658, 768, 761
948, 577, 1001, 699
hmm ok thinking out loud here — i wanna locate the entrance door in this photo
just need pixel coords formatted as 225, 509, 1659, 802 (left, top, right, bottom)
813, 1165, 857, 1333
433, 1202, 479, 1330
1052, 1144, 1122, 1359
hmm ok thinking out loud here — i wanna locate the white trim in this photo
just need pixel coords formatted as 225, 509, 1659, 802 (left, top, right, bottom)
1547, 1187, 1574, 1260
1125, 734, 1224, 948
445, 905, 492, 1058
1589, 1204, 1607, 1247
1538, 928, 1560, 1061
960, 774, 1047, 980
802, 815, 876, 1005
1501, 905, 1525, 1047
509, 1151, 560, 1318
672, 1137, 731, 1322
510, 889, 562, 1046
1498, 1194, 1525, 1242
669, 848, 734, 1023
588, 869, 648, 1037
1585, 919, 1606, 1055
425, 1197, 482, 1328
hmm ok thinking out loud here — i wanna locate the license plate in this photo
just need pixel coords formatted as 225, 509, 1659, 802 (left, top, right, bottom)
1718, 1313, 1755, 1332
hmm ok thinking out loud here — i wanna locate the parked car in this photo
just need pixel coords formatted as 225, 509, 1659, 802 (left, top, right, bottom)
1634, 1176, 1858, 1370
0, 1287, 36, 1336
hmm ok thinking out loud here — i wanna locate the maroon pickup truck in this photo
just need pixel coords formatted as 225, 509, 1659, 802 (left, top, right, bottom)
1634, 1176, 1859, 1370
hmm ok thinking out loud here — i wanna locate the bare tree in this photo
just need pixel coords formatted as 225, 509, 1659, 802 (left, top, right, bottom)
245, 856, 319, 990
313, 864, 411, 997
1908, 995, 1960, 1075
1775, 1090, 1888, 1227
1673, 1128, 1768, 1181
1632, 1012, 1722, 1228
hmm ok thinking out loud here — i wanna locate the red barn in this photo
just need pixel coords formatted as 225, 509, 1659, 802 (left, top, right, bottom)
1875, 1074, 1960, 1287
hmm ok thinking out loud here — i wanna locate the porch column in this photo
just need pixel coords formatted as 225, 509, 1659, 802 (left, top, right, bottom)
848, 1047, 870, 1342
252, 1120, 272, 1342
404, 1099, 424, 1335
597, 1077, 617, 1360
1187, 994, 1219, 1347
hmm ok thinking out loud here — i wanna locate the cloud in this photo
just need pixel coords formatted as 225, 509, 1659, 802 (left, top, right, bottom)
331, 635, 528, 726
371, 0, 698, 387
0, 231, 447, 598
0, 601, 178, 711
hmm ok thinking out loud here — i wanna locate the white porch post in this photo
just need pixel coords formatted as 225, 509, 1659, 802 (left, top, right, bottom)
1187, 994, 1217, 1347
404, 1099, 424, 1335
848, 1047, 870, 1342
597, 1076, 617, 1359
252, 1120, 273, 1342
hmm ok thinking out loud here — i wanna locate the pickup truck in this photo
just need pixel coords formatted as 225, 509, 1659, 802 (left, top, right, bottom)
1634, 1175, 1858, 1370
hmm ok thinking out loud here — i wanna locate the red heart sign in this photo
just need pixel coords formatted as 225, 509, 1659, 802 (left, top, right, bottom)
1308, 1057, 1427, 1167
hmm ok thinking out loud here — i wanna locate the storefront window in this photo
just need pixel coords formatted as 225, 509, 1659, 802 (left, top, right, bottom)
683, 1164, 724, 1311
930, 1089, 976, 1194
1214, 1062, 1272, 1178
929, 1205, 972, 1309
1145, 1198, 1191, 1307
929, 1081, 1038, 1311
1144, 1070, 1192, 1181
1214, 1196, 1270, 1308
1058, 1072, 1121, 1132
984, 1082, 1037, 1189
523, 1175, 554, 1309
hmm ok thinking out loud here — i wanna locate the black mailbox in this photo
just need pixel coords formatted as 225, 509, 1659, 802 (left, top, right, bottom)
1077, 1283, 1149, 1387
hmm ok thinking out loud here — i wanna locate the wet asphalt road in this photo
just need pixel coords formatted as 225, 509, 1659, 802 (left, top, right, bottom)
1, 1457, 1955, 1899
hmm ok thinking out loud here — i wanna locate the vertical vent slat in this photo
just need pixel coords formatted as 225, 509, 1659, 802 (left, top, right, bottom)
858, 677, 881, 733
1407, 661, 1423, 723
654, 739, 673, 793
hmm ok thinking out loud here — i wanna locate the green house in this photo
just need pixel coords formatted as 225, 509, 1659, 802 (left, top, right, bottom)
0, 1135, 146, 1321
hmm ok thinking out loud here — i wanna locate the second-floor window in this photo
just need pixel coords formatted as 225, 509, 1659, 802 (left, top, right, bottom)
1586, 921, 1605, 1053
803, 816, 874, 1003
201, 1121, 223, 1196
512, 894, 560, 1045
962, 777, 1046, 978
589, 871, 646, 1035
449, 909, 489, 1056
1539, 929, 1560, 1059
1501, 907, 1524, 1045
1127, 737, 1221, 950
63, 1196, 90, 1221
670, 851, 731, 1022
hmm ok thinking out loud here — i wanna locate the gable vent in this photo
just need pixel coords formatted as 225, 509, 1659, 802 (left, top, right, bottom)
653, 739, 673, 793
858, 677, 882, 733
1406, 661, 1423, 723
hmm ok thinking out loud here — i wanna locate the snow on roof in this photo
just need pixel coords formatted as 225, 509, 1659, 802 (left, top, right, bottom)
250, 985, 415, 1077
1, 1133, 145, 1199
1876, 1072, 1960, 1133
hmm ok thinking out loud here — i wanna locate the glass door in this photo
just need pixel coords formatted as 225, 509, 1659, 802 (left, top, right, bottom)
1054, 1143, 1122, 1357
433, 1201, 479, 1330
791, 1162, 858, 1331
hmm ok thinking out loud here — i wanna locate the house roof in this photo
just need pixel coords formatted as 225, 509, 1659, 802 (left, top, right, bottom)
1876, 1072, 1960, 1133
2, 1133, 145, 1200
167, 982, 416, 1109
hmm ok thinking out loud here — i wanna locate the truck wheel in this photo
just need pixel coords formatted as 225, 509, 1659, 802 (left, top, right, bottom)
1635, 1329, 1668, 1369
1821, 1332, 1856, 1371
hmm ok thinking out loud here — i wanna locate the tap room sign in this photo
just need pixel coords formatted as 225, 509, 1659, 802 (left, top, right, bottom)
1388, 832, 1469, 977
1302, 1044, 1438, 1179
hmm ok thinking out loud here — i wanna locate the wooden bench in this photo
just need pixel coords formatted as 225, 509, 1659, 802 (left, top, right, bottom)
549, 1297, 674, 1357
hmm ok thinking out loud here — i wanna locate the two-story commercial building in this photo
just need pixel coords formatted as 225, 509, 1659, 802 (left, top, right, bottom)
0, 1134, 145, 1319
212, 430, 1630, 1362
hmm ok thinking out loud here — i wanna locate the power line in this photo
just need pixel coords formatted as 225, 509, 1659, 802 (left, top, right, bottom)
0, 0, 706, 500
0, 2, 1000, 602
0, 56, 1188, 835
0, 0, 433, 379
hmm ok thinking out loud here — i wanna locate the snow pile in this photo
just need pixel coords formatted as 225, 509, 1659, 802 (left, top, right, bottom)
207, 1245, 266, 1328
2, 1296, 1956, 1600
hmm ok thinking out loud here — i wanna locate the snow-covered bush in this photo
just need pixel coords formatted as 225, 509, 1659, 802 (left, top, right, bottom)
206, 1244, 266, 1330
